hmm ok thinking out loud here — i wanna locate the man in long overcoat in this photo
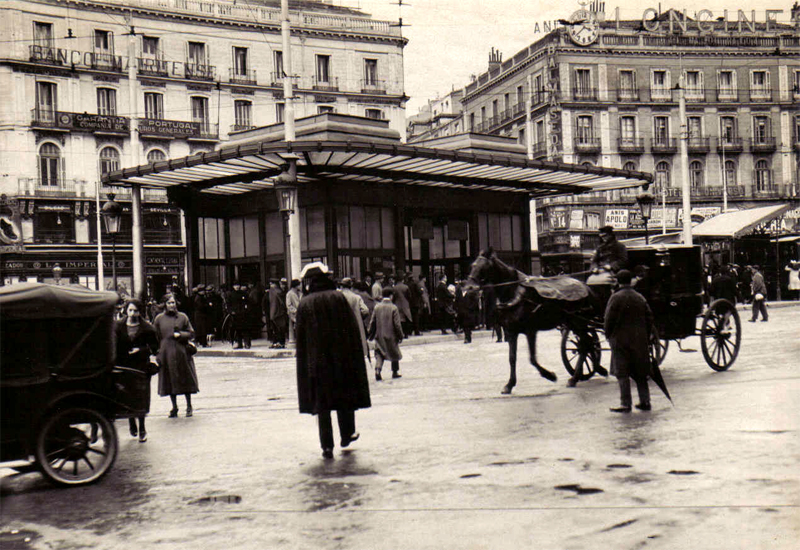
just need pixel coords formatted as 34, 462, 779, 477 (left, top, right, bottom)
296, 263, 371, 459
340, 277, 370, 363
229, 282, 250, 349
435, 273, 455, 334
368, 287, 404, 380
456, 280, 480, 344
392, 272, 413, 337
268, 279, 289, 347
604, 269, 653, 413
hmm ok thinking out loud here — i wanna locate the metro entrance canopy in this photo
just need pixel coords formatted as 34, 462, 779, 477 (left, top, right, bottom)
102, 140, 653, 196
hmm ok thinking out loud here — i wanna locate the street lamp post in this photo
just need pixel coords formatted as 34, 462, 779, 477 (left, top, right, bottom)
636, 191, 655, 245
273, 158, 298, 285
101, 194, 123, 293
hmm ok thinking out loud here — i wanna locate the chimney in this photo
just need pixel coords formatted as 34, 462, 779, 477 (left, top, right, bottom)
792, 2, 800, 24
488, 47, 502, 72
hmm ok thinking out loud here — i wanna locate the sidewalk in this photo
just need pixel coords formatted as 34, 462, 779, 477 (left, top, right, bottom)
196, 327, 495, 359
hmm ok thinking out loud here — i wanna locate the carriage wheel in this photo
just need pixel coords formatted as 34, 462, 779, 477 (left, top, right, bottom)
220, 313, 234, 344
561, 327, 601, 380
701, 299, 741, 371
35, 407, 118, 486
650, 328, 669, 366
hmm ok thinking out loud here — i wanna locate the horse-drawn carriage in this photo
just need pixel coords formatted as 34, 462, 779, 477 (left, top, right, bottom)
468, 244, 741, 394
1, 283, 150, 485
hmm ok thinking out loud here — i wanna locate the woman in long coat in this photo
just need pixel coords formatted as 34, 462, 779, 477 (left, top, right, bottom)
296, 264, 371, 458
154, 293, 199, 418
115, 299, 159, 442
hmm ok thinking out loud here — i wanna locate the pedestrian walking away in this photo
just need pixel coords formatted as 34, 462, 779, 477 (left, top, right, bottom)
340, 277, 371, 365
295, 262, 371, 460
749, 265, 768, 322
115, 299, 159, 442
604, 270, 654, 413
368, 287, 405, 381
154, 293, 200, 418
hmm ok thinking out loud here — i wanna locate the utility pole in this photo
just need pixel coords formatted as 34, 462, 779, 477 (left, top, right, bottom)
677, 75, 692, 246
281, 0, 302, 279
95, 180, 105, 289
526, 74, 539, 253
127, 11, 145, 300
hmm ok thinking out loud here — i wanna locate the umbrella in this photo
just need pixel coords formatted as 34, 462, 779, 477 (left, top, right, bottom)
640, 344, 672, 403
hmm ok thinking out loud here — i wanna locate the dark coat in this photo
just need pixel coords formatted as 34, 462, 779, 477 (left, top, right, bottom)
710, 272, 738, 303
436, 281, 454, 315
368, 298, 404, 362
295, 278, 371, 415
592, 238, 628, 273
457, 286, 480, 328
154, 310, 199, 396
229, 289, 249, 330
392, 281, 413, 323
268, 286, 288, 332
604, 286, 653, 381
115, 319, 159, 413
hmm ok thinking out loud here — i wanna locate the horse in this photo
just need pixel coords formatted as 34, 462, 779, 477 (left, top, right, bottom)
466, 248, 603, 394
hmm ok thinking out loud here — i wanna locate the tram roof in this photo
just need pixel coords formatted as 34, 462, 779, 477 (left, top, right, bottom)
102, 140, 653, 198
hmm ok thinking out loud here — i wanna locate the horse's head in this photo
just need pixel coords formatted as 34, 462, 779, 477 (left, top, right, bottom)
466, 247, 497, 290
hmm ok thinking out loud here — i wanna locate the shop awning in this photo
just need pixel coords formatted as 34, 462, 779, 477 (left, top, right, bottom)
692, 204, 793, 239
101, 140, 652, 198
621, 231, 683, 247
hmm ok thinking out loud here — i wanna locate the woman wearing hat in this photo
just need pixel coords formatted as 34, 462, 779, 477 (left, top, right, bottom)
786, 260, 800, 301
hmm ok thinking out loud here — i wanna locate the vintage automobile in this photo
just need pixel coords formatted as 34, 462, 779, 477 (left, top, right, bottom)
0, 283, 149, 486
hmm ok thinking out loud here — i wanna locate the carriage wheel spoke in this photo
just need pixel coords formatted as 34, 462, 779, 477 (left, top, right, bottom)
73, 461, 78, 476
46, 446, 69, 459
53, 458, 67, 471
83, 457, 95, 471
717, 340, 729, 365
86, 447, 106, 456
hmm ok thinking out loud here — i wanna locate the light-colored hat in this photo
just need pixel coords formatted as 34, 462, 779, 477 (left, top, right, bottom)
300, 262, 330, 279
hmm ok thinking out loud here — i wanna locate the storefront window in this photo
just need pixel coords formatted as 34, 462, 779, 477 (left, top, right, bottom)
300, 206, 326, 252
335, 206, 394, 250
229, 215, 259, 258
265, 212, 283, 256
477, 213, 521, 252
198, 217, 225, 259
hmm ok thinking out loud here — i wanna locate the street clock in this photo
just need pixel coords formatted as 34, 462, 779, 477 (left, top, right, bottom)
567, 9, 598, 46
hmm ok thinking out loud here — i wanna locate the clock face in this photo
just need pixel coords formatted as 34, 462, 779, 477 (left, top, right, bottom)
568, 9, 598, 46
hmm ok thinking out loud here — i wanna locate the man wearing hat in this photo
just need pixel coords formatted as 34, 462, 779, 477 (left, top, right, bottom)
295, 263, 371, 459
587, 225, 628, 307
604, 269, 653, 413
268, 279, 288, 348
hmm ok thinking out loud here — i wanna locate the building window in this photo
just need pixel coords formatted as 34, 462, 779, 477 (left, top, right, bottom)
142, 36, 159, 57
36, 81, 57, 121
336, 206, 394, 250
276, 102, 284, 123
720, 116, 737, 144
620, 116, 636, 142
480, 106, 486, 124
516, 85, 524, 106
94, 30, 113, 54
229, 216, 260, 259
144, 92, 163, 119
188, 42, 206, 65
576, 115, 594, 144
651, 69, 670, 99
619, 70, 637, 99
751, 70, 770, 99
753, 116, 770, 144
234, 100, 252, 129
198, 217, 226, 260
33, 21, 53, 49
536, 120, 545, 145
756, 159, 772, 191
655, 161, 670, 188
518, 128, 526, 146
689, 160, 704, 187
99, 147, 120, 176
685, 70, 703, 99
718, 70, 736, 99
318, 106, 335, 114
755, 160, 771, 191
623, 161, 637, 171
273, 50, 283, 83
147, 149, 166, 163
723, 160, 737, 188
793, 70, 800, 99
687, 116, 702, 139
469, 112, 475, 131
191, 96, 209, 129
365, 108, 383, 120
38, 143, 61, 186
492, 99, 498, 119
97, 88, 117, 115
232, 47, 248, 76
364, 58, 378, 86
316, 55, 330, 83
477, 214, 521, 252
794, 115, 800, 145
654, 116, 669, 145
574, 68, 592, 98
504, 92, 510, 113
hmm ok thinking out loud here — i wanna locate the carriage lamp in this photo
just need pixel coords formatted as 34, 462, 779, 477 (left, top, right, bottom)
52, 263, 62, 285
636, 191, 656, 245
274, 156, 299, 285
102, 194, 123, 293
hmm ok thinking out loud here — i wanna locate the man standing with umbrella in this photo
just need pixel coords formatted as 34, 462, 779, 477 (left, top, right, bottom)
604, 269, 657, 413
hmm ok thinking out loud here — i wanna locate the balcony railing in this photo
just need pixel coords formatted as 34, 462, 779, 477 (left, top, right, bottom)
650, 184, 794, 200
18, 178, 86, 198
749, 90, 772, 102
617, 137, 645, 153
716, 137, 744, 153
650, 88, 674, 102
312, 76, 339, 91
230, 123, 256, 132
716, 89, 738, 102
91, 52, 125, 72
750, 137, 777, 152
513, 102, 526, 117
687, 137, 711, 153
229, 68, 257, 85
616, 88, 640, 101
31, 109, 130, 134
574, 137, 601, 153
185, 62, 215, 81
651, 138, 678, 153
190, 122, 219, 140
531, 141, 547, 158
684, 89, 705, 102
531, 90, 547, 105
360, 79, 387, 94
572, 87, 597, 101
137, 56, 169, 76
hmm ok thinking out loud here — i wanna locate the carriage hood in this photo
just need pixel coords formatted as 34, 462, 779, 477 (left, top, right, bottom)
0, 283, 119, 320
